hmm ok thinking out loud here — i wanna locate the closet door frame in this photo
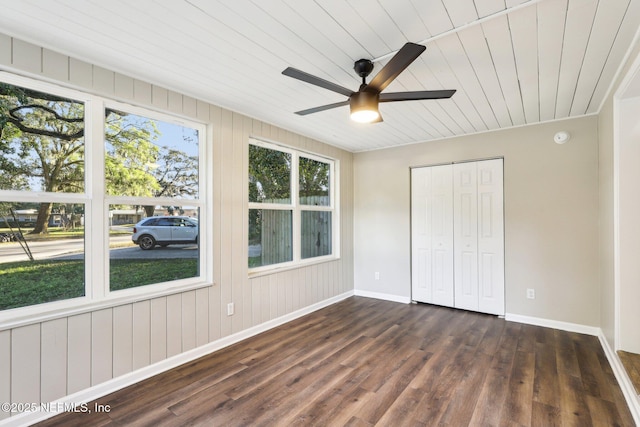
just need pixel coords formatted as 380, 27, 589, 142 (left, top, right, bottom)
410, 157, 505, 316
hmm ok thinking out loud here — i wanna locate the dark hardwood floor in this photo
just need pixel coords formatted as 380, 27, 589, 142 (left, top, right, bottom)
35, 297, 635, 426
618, 350, 640, 396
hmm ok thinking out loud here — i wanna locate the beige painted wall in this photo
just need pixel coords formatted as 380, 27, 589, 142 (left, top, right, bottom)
0, 34, 354, 419
354, 117, 600, 326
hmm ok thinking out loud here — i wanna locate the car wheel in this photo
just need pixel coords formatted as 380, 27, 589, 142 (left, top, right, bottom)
138, 235, 156, 250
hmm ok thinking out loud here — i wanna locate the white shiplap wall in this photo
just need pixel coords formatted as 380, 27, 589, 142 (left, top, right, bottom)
0, 33, 354, 422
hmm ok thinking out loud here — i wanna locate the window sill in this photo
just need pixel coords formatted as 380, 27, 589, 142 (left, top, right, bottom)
0, 281, 215, 331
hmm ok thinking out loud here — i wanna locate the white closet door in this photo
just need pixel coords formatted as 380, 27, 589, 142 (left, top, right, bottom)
477, 159, 504, 315
411, 165, 454, 306
412, 159, 504, 316
453, 162, 479, 311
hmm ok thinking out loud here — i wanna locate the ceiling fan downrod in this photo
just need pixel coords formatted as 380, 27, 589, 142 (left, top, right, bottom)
354, 59, 374, 86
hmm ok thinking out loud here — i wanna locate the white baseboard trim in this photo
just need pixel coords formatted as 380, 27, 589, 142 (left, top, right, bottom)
506, 312, 640, 424
1, 291, 354, 427
353, 289, 411, 304
505, 313, 601, 336
597, 331, 640, 425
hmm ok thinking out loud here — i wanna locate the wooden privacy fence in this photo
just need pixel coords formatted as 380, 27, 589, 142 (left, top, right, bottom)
260, 209, 292, 265
300, 209, 331, 259
261, 196, 331, 264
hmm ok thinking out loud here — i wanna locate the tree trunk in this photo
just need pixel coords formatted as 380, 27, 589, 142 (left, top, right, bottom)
144, 205, 155, 218
30, 202, 52, 234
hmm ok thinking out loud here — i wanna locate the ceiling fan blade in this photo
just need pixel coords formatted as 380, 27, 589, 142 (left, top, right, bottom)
294, 100, 350, 115
282, 67, 354, 97
366, 42, 426, 94
379, 89, 456, 102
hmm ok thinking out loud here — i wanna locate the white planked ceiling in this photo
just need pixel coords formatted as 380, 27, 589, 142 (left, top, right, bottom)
0, 0, 638, 152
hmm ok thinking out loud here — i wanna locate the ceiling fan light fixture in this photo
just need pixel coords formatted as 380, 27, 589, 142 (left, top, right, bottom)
283, 42, 455, 122
350, 108, 379, 123
350, 91, 380, 123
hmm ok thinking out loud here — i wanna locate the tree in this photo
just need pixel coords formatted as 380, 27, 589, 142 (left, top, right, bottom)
248, 145, 292, 244
1, 84, 85, 233
0, 84, 160, 233
248, 144, 291, 203
154, 148, 198, 197
104, 109, 161, 200
2, 82, 201, 234
298, 157, 330, 204
145, 147, 198, 218
0, 168, 27, 191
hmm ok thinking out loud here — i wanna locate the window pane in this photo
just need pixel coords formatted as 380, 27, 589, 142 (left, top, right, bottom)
249, 145, 291, 204
301, 211, 332, 259
0, 201, 85, 310
109, 204, 200, 292
105, 110, 199, 198
0, 82, 85, 193
299, 157, 330, 206
249, 209, 292, 267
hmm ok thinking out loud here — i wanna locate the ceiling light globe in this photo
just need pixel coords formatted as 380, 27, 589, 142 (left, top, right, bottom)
351, 109, 380, 123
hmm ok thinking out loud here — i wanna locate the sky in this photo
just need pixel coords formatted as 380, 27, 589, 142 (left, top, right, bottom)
154, 120, 199, 157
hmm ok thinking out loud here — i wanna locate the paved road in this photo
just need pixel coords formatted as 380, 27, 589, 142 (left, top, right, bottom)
0, 235, 197, 263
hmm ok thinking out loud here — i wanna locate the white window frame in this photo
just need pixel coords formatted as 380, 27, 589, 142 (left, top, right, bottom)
0, 72, 212, 328
248, 138, 339, 276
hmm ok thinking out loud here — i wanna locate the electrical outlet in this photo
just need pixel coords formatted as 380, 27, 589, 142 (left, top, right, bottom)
375, 272, 380, 280
526, 289, 535, 299
227, 302, 234, 316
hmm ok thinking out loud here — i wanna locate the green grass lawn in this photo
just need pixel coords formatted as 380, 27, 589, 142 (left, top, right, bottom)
0, 258, 198, 310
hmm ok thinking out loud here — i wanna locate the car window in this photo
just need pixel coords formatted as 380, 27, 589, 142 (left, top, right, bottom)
156, 218, 175, 226
142, 218, 158, 226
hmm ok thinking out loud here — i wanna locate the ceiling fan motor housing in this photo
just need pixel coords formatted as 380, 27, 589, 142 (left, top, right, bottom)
354, 59, 374, 78
350, 91, 379, 108
349, 91, 380, 122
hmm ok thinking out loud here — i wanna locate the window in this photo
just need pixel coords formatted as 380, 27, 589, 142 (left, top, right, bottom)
248, 139, 336, 271
299, 156, 332, 259
105, 108, 202, 293
0, 74, 208, 318
0, 81, 87, 312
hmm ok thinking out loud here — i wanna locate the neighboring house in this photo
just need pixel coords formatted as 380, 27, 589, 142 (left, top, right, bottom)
108, 209, 144, 226
0, 209, 38, 225
1, 210, 83, 228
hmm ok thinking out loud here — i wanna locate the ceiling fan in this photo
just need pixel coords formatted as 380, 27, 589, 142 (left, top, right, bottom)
282, 42, 456, 123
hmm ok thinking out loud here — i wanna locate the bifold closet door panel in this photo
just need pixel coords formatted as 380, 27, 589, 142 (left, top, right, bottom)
411, 166, 431, 303
411, 165, 454, 306
476, 159, 504, 315
453, 162, 479, 311
452, 159, 505, 315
